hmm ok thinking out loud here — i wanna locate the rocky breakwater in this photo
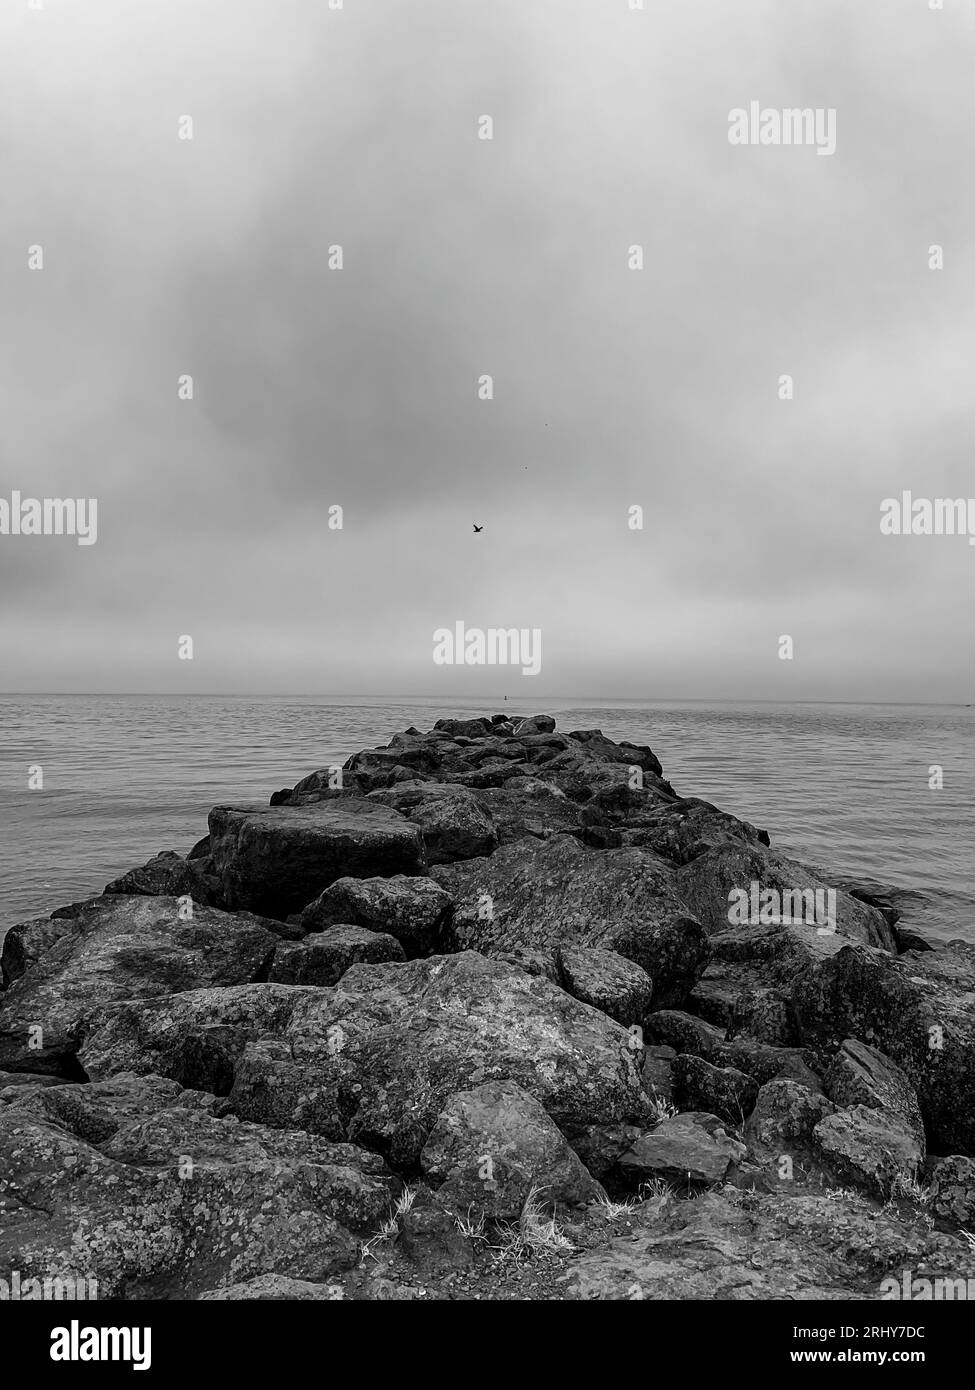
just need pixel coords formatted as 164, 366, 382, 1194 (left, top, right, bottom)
2, 713, 973, 1301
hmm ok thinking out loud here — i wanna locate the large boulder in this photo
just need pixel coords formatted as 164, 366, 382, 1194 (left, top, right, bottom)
561, 1187, 975, 1300
791, 941, 975, 1154
366, 783, 498, 864
299, 875, 452, 957
222, 952, 653, 1168
555, 946, 654, 1027
812, 1106, 923, 1199
431, 835, 709, 1009
0, 897, 281, 1077
103, 850, 221, 906
268, 926, 405, 985
208, 800, 426, 918
0, 1074, 395, 1298
678, 845, 896, 951
419, 1079, 605, 1219
619, 1112, 746, 1188
672, 1055, 759, 1128
78, 983, 305, 1091
823, 1039, 924, 1149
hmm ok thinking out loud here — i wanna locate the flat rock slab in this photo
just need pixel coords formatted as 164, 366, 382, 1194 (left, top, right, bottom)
208, 800, 426, 918
0, 897, 281, 1076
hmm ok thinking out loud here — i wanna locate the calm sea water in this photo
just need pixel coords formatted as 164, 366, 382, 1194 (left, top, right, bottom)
1, 696, 972, 947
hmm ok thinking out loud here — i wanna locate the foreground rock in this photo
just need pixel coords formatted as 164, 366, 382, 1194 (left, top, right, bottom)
0, 1074, 395, 1298
792, 941, 975, 1153
0, 897, 281, 1077
619, 1112, 747, 1188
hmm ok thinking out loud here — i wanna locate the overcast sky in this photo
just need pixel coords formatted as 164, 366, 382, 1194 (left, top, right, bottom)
1, 0, 973, 700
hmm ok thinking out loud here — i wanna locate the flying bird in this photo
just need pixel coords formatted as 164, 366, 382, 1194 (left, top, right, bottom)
473, 523, 483, 533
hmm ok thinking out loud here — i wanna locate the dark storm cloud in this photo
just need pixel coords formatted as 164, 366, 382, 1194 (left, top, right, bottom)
1, 0, 973, 698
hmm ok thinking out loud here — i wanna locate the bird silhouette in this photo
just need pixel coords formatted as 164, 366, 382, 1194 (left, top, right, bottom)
473, 523, 483, 533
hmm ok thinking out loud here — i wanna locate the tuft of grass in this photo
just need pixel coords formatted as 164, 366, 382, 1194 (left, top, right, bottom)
961, 1229, 975, 1254
360, 1185, 418, 1261
454, 1206, 487, 1242
637, 1177, 675, 1203
493, 1184, 574, 1260
592, 1192, 641, 1218
648, 1096, 679, 1123
889, 1171, 931, 1206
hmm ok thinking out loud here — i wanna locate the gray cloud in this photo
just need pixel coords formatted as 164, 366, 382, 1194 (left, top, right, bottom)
1, 0, 973, 699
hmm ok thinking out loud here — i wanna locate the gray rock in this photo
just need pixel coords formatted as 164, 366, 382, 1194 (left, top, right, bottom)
208, 800, 426, 918
556, 946, 654, 1026
299, 874, 451, 956
619, 1112, 746, 1188
420, 1079, 605, 1219
0, 897, 281, 1076
268, 926, 405, 985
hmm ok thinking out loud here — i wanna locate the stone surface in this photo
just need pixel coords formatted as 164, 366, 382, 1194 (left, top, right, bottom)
672, 1054, 760, 1127
0, 897, 281, 1076
0, 1074, 395, 1298
420, 1079, 605, 1219
556, 946, 654, 1026
432, 835, 709, 1009
812, 1105, 923, 1199
268, 925, 405, 984
824, 1039, 925, 1149
223, 952, 652, 1167
208, 799, 426, 918
619, 1112, 746, 1188
792, 941, 975, 1154
299, 874, 451, 957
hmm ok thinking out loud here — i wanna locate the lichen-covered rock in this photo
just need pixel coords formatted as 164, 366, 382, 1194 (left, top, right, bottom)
560, 1187, 975, 1300
103, 849, 221, 906
432, 835, 709, 1009
792, 941, 975, 1154
824, 1039, 924, 1149
299, 875, 451, 957
0, 897, 281, 1077
198, 1275, 345, 1300
678, 846, 896, 951
223, 952, 652, 1168
367, 783, 498, 864
556, 946, 654, 1026
812, 1106, 923, 1199
672, 1055, 759, 1127
268, 926, 405, 985
208, 800, 426, 918
928, 1155, 975, 1226
619, 1112, 746, 1188
420, 1079, 605, 1219
0, 1074, 396, 1298
79, 983, 307, 1090
744, 1078, 837, 1177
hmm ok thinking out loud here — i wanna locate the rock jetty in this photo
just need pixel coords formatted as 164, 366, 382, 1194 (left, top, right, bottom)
2, 713, 973, 1300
